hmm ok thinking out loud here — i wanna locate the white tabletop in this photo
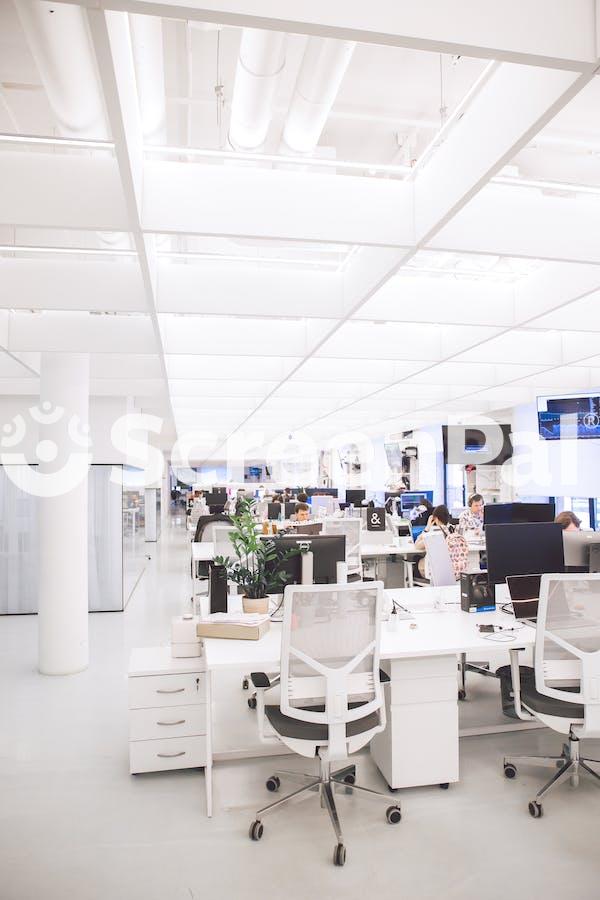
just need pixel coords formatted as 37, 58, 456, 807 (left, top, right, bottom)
201, 585, 535, 669
361, 542, 424, 558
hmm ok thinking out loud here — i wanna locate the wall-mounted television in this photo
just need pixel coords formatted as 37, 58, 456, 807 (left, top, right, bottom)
537, 392, 600, 441
442, 425, 512, 465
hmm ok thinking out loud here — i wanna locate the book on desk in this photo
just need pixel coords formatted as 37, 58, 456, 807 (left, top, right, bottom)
197, 613, 270, 641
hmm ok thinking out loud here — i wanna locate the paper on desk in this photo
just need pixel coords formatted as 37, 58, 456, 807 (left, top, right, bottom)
200, 613, 270, 627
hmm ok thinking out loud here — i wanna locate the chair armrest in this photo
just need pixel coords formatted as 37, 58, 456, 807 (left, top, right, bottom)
250, 672, 280, 690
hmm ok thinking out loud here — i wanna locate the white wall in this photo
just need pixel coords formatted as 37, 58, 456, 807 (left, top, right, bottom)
511, 401, 600, 498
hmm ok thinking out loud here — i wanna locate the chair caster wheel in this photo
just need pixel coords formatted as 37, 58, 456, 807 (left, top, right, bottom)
439, 783, 449, 790
333, 843, 346, 866
386, 805, 402, 824
242, 678, 249, 690
266, 776, 280, 793
528, 801, 543, 818
458, 689, 466, 701
504, 764, 517, 779
249, 820, 264, 840
247, 697, 257, 710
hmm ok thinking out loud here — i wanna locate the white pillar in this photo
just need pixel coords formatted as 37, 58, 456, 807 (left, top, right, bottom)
38, 353, 90, 675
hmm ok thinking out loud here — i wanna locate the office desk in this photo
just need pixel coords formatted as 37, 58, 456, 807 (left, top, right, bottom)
201, 586, 537, 796
361, 543, 424, 587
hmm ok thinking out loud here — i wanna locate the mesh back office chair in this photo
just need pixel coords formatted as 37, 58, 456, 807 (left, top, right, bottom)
213, 524, 237, 559
248, 582, 401, 866
323, 518, 362, 579
503, 574, 600, 817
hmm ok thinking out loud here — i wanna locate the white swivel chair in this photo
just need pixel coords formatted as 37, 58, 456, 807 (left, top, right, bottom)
212, 524, 236, 559
503, 573, 600, 817
422, 530, 455, 586
248, 582, 400, 867
323, 518, 363, 579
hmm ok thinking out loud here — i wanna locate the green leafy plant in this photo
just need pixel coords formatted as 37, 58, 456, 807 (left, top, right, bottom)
214, 499, 301, 599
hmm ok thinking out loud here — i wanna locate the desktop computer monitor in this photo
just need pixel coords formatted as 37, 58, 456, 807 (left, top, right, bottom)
345, 489, 366, 506
483, 502, 555, 526
284, 502, 296, 519
267, 502, 282, 520
260, 534, 346, 586
306, 488, 339, 498
400, 491, 434, 514
485, 522, 564, 585
563, 530, 600, 569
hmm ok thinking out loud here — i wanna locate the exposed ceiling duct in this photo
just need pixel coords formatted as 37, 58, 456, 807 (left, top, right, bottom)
280, 37, 355, 156
227, 28, 286, 152
129, 13, 167, 146
14, 0, 109, 140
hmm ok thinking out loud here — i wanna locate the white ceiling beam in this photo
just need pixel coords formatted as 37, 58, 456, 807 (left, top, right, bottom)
157, 262, 344, 317
143, 161, 414, 247
86, 7, 176, 431
0, 258, 147, 312
413, 65, 591, 242
55, 0, 598, 71
431, 186, 600, 264
0, 151, 129, 231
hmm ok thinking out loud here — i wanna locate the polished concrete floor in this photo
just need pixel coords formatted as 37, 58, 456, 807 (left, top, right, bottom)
1, 516, 600, 900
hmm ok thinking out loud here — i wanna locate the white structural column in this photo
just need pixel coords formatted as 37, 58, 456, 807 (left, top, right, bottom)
38, 353, 90, 675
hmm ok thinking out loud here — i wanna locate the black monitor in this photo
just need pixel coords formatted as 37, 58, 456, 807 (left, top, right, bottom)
485, 522, 565, 585
484, 502, 555, 525
261, 534, 346, 586
267, 502, 282, 520
284, 502, 296, 519
208, 504, 225, 514
345, 489, 366, 506
306, 487, 339, 498
205, 492, 225, 506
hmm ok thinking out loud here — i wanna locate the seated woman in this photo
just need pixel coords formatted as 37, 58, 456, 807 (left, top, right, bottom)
414, 504, 453, 578
555, 510, 581, 531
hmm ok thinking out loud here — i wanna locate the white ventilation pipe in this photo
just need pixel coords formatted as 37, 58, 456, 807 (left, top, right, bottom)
129, 14, 167, 146
281, 37, 355, 156
14, 0, 108, 139
228, 28, 286, 152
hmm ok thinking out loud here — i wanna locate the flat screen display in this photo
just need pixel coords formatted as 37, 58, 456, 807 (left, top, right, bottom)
537, 393, 600, 440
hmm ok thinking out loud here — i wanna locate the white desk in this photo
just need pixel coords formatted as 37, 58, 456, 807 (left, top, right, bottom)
361, 542, 424, 587
201, 586, 536, 795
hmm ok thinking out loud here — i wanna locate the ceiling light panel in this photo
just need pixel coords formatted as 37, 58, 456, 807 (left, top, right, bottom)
272, 380, 388, 400
356, 275, 514, 327
525, 291, 600, 331
165, 355, 303, 381
290, 358, 431, 384
168, 379, 279, 398
159, 315, 333, 356
452, 329, 561, 366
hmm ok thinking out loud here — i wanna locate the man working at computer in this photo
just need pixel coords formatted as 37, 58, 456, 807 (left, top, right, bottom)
458, 493, 484, 538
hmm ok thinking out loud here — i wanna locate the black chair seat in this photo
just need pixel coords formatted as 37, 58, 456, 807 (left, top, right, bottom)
265, 702, 380, 742
520, 667, 584, 719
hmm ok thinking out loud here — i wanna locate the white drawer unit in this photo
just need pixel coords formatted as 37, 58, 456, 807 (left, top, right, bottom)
128, 647, 212, 816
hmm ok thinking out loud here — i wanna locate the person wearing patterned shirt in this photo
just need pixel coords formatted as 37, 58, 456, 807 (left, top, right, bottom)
458, 493, 484, 537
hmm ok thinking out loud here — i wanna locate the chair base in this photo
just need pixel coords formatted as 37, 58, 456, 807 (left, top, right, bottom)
504, 732, 600, 816
249, 758, 401, 865
458, 652, 495, 700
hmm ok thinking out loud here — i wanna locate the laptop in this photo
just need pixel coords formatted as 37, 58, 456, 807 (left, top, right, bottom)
506, 574, 542, 621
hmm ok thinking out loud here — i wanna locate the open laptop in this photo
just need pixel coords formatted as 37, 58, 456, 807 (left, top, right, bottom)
506, 574, 542, 621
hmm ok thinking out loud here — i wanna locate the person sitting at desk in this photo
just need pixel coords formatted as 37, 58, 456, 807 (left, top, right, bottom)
296, 491, 308, 503
457, 493, 484, 537
414, 504, 454, 578
293, 502, 311, 523
555, 510, 581, 531
411, 498, 434, 526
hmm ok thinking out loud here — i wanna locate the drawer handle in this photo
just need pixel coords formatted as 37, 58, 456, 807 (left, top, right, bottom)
157, 719, 186, 726
156, 687, 185, 694
157, 751, 186, 758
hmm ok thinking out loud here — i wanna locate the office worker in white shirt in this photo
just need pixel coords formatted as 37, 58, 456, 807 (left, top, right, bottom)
457, 493, 484, 538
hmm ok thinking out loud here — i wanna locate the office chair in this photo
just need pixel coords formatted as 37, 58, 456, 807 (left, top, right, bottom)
323, 518, 362, 579
423, 531, 492, 700
248, 582, 400, 866
503, 573, 600, 817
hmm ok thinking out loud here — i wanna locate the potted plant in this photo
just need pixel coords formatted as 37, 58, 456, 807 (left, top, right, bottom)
214, 499, 300, 614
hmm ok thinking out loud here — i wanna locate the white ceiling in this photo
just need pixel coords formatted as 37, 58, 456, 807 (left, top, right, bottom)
1, 1, 600, 457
